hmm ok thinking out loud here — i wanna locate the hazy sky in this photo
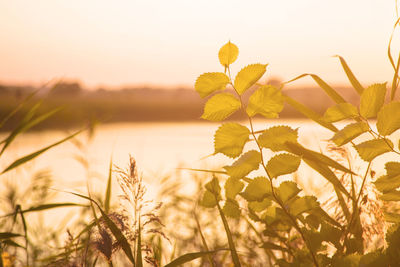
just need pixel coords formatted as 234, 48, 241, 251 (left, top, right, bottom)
0, 1, 398, 88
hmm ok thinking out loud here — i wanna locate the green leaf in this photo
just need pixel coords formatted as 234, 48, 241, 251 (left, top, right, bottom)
246, 85, 284, 118
331, 122, 369, 146
258, 126, 298, 152
2, 129, 83, 174
218, 41, 239, 67
283, 94, 338, 132
266, 153, 301, 178
195, 72, 230, 98
335, 55, 364, 95
201, 93, 241, 121
223, 199, 240, 218
360, 83, 387, 118
248, 198, 271, 212
234, 64, 267, 95
241, 177, 271, 201
224, 150, 261, 179
289, 196, 319, 216
354, 138, 393, 162
323, 103, 359, 123
380, 190, 400, 201
225, 177, 244, 200
214, 123, 250, 158
377, 101, 400, 135
200, 191, 218, 208
276, 181, 301, 203
164, 250, 227, 267
374, 174, 400, 193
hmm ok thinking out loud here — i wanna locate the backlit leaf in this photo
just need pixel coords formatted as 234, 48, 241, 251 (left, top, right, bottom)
266, 154, 301, 178
234, 64, 267, 95
201, 93, 241, 121
354, 138, 393, 162
380, 190, 400, 201
258, 126, 298, 152
323, 103, 358, 123
205, 177, 221, 195
223, 199, 240, 218
225, 177, 244, 200
377, 101, 400, 135
241, 177, 271, 201
224, 150, 261, 179
276, 181, 301, 203
386, 161, 400, 177
331, 122, 369, 146
289, 196, 319, 216
164, 250, 227, 267
195, 72, 230, 98
218, 41, 239, 67
374, 174, 400, 193
200, 191, 218, 208
360, 83, 387, 118
246, 85, 284, 118
248, 198, 271, 212
385, 211, 400, 223
335, 55, 364, 95
214, 122, 250, 158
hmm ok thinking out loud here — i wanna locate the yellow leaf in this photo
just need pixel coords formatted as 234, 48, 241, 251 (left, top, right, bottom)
225, 177, 244, 200
323, 103, 358, 123
355, 138, 393, 162
241, 176, 271, 201
377, 101, 400, 136
246, 85, 284, 118
331, 122, 369, 146
266, 153, 301, 178
234, 64, 267, 95
360, 83, 387, 118
276, 181, 301, 203
223, 199, 241, 218
218, 41, 239, 67
195, 72, 230, 98
258, 126, 298, 152
214, 123, 250, 158
224, 150, 261, 179
201, 93, 241, 121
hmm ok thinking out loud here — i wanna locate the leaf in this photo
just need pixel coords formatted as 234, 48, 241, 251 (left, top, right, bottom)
195, 72, 230, 98
248, 198, 271, 212
218, 41, 239, 67
360, 83, 387, 118
386, 161, 400, 177
377, 101, 400, 135
2, 129, 83, 174
323, 103, 359, 123
200, 191, 218, 208
201, 93, 241, 121
246, 85, 284, 118
261, 242, 289, 252
164, 250, 227, 267
137, 219, 143, 267
331, 122, 369, 146
380, 190, 400, 201
104, 155, 113, 213
214, 123, 250, 158
385, 211, 400, 223
0, 203, 87, 218
335, 55, 364, 95
205, 177, 221, 195
223, 199, 240, 218
224, 150, 261, 179
258, 126, 298, 152
283, 94, 338, 132
276, 181, 301, 203
354, 138, 393, 162
234, 64, 267, 95
266, 153, 301, 178
225, 177, 244, 200
374, 174, 400, 193
241, 177, 271, 201
289, 196, 319, 216
0, 232, 21, 240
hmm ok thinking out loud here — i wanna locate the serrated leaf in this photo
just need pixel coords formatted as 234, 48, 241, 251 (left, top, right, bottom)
205, 177, 221, 195
331, 122, 369, 146
200, 191, 218, 208
201, 93, 241, 121
218, 41, 239, 67
223, 199, 240, 218
258, 126, 298, 152
266, 154, 301, 178
355, 138, 393, 162
195, 72, 230, 98
248, 198, 271, 212
234, 64, 267, 95
241, 177, 272, 201
225, 177, 244, 200
360, 83, 387, 118
224, 150, 261, 179
276, 181, 301, 203
289, 196, 319, 216
214, 122, 250, 158
377, 101, 400, 136
246, 85, 284, 118
323, 103, 359, 123
380, 190, 400, 201
386, 162, 400, 177
374, 174, 400, 193
336, 55, 364, 95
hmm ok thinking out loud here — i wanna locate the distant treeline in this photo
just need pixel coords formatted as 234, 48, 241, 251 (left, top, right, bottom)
0, 81, 360, 131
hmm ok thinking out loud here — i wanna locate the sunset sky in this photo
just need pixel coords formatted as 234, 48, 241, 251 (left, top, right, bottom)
0, 0, 398, 88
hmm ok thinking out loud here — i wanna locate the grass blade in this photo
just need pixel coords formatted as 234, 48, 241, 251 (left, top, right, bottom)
2, 129, 83, 174
335, 55, 364, 95
1, 203, 87, 218
136, 218, 143, 267
0, 232, 21, 239
164, 250, 227, 267
104, 155, 113, 213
